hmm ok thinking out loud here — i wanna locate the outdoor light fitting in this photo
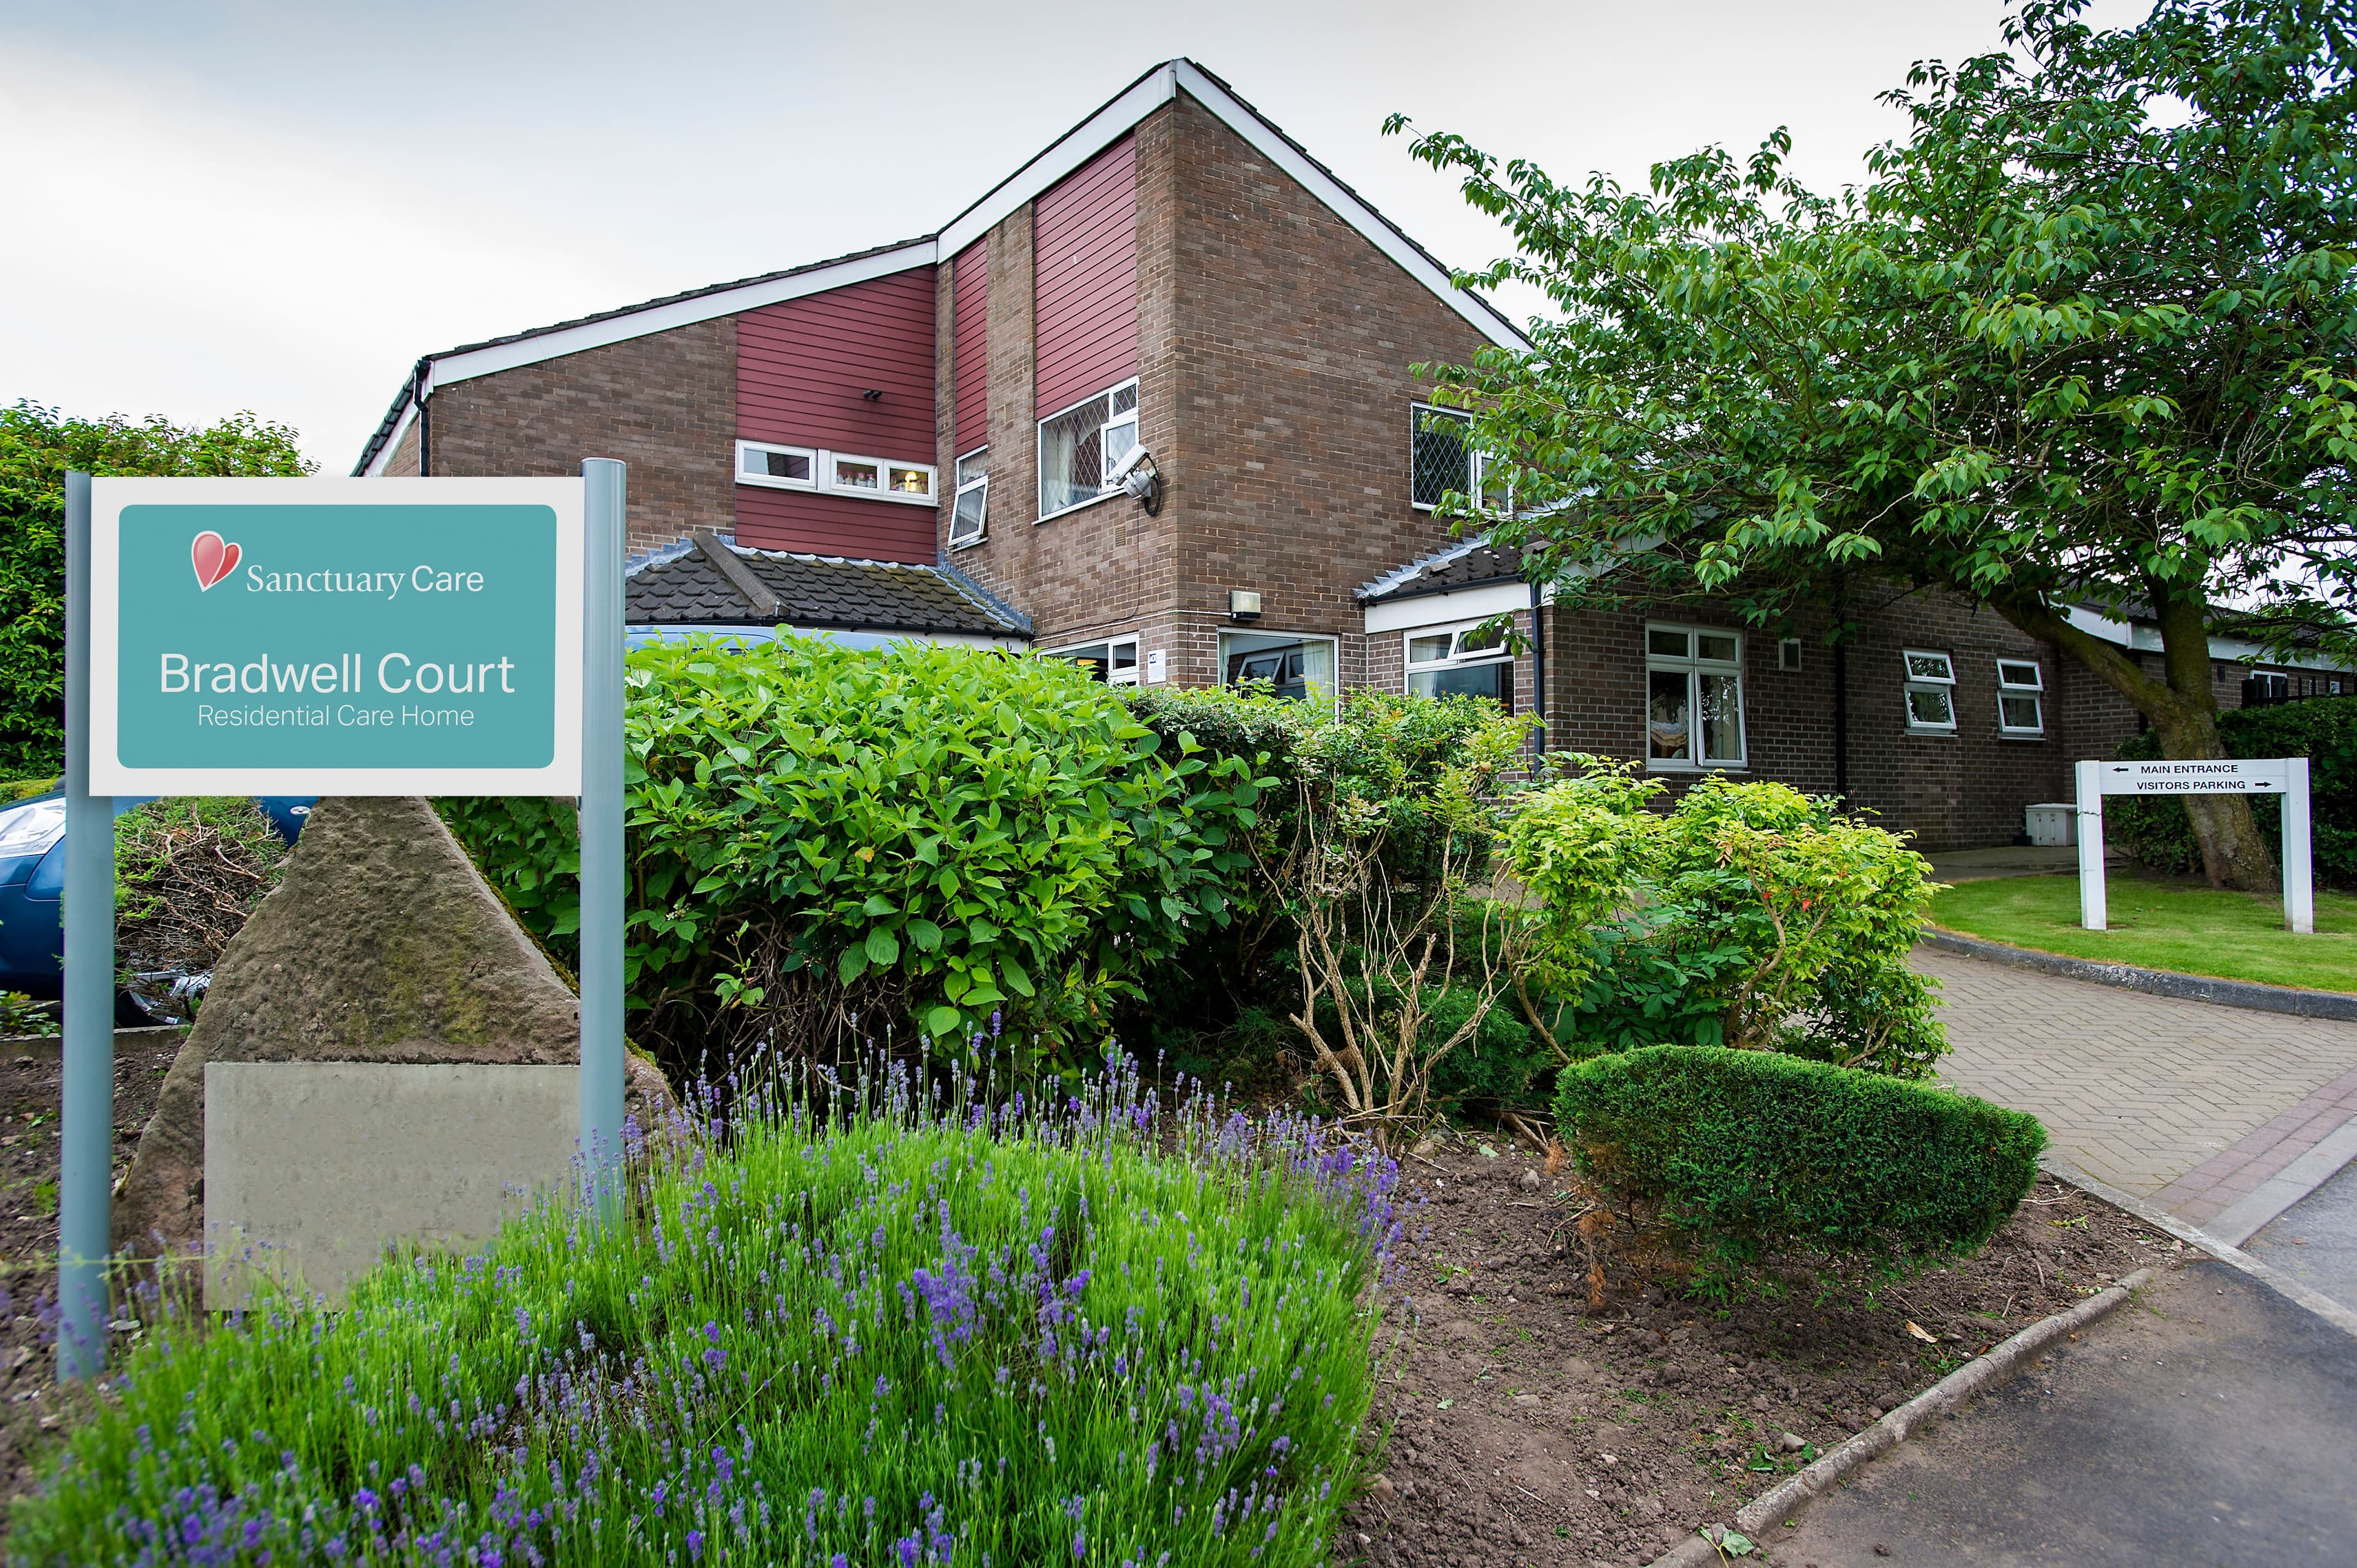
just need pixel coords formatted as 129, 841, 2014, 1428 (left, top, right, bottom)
1228, 589, 1262, 622
1110, 443, 1162, 516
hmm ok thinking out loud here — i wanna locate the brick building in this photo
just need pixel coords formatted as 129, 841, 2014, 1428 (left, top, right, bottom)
355, 60, 2348, 851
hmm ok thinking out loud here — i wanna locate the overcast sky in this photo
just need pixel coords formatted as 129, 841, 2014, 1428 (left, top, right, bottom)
2, 0, 2151, 472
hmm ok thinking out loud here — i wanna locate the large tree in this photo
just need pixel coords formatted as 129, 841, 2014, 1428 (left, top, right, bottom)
1391, 0, 2355, 890
0, 403, 312, 774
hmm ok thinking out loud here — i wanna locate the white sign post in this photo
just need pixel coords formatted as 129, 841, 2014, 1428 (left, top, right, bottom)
2075, 757, 2314, 934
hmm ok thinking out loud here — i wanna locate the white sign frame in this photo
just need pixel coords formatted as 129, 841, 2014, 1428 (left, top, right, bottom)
88, 476, 585, 796
2076, 757, 2313, 933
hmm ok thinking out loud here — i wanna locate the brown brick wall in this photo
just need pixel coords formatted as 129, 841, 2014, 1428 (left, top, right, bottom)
382, 417, 420, 477
420, 317, 736, 558
1162, 97, 1494, 687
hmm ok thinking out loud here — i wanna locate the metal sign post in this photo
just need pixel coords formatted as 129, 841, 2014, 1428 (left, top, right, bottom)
2075, 756, 2315, 934
578, 460, 625, 1221
58, 471, 611, 1376
60, 473, 114, 1380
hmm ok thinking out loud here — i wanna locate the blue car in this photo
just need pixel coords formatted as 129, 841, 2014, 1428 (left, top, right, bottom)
0, 792, 314, 1001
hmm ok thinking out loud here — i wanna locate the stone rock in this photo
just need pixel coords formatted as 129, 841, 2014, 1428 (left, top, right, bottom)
1777, 1431, 1807, 1452
1515, 1167, 1541, 1192
115, 795, 676, 1259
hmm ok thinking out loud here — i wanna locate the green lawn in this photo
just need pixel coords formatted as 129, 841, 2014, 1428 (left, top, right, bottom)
1929, 873, 2357, 994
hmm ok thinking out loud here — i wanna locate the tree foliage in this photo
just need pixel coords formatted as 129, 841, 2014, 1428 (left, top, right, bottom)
0, 403, 314, 774
1391, 0, 2356, 889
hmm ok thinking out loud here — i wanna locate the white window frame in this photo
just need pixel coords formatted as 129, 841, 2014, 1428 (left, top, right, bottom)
1409, 403, 1503, 513
1036, 379, 1140, 523
735, 439, 935, 507
1902, 648, 1959, 734
1045, 633, 1141, 687
1218, 630, 1341, 708
949, 446, 989, 549
1995, 658, 2046, 737
1644, 622, 1747, 771
1403, 618, 1516, 706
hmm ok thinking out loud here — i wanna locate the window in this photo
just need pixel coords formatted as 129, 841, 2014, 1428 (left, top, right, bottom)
1220, 631, 1337, 705
737, 441, 934, 506
1050, 635, 1139, 686
736, 441, 815, 489
949, 447, 989, 549
1996, 658, 2045, 736
1902, 649, 1958, 732
1404, 620, 1515, 709
1645, 624, 1745, 768
1038, 380, 1139, 519
1778, 638, 1803, 671
1409, 404, 1506, 511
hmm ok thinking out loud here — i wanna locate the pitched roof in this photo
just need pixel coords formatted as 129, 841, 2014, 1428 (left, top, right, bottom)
1357, 534, 1526, 603
357, 59, 1528, 476
624, 535, 1031, 639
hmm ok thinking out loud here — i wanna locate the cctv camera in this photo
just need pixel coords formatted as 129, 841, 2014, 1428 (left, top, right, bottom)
1110, 443, 1152, 485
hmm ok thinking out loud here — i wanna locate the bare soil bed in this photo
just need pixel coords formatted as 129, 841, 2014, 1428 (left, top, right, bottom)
0, 1030, 182, 1508
1339, 1137, 2174, 1568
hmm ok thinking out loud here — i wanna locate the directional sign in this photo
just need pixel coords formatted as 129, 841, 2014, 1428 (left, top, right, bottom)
2096, 758, 2289, 795
2075, 757, 2313, 935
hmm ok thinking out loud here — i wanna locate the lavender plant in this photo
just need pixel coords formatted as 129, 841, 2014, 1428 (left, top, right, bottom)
12, 1056, 1404, 1566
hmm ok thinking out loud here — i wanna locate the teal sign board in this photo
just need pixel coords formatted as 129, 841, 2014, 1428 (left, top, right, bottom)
90, 478, 584, 795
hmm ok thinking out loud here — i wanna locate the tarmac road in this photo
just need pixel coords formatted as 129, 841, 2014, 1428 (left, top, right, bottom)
1759, 1257, 2357, 1567
2240, 1152, 2357, 1309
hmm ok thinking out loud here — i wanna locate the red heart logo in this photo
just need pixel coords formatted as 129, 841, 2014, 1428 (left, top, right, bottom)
191, 531, 242, 592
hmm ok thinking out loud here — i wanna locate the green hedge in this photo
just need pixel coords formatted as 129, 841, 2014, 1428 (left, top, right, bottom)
0, 403, 311, 774
1553, 1045, 2045, 1270
2107, 695, 2356, 887
443, 636, 1260, 1078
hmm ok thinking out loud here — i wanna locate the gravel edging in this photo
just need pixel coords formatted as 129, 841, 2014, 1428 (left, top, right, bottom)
1919, 928, 2357, 1021
1647, 1265, 2162, 1567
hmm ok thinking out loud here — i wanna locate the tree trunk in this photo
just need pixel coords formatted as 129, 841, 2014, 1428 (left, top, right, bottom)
1991, 587, 2278, 894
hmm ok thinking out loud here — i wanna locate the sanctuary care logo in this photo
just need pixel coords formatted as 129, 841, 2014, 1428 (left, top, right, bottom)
190, 531, 241, 591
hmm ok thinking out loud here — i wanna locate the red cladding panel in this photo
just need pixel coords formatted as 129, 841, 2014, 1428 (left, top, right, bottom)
735, 269, 939, 564
953, 239, 988, 454
1034, 136, 1139, 417
734, 489, 937, 564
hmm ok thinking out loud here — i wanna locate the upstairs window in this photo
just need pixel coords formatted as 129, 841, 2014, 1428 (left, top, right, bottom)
737, 441, 934, 506
949, 447, 989, 549
1039, 380, 1139, 519
1404, 620, 1515, 709
1410, 404, 1506, 511
1902, 649, 1958, 732
1996, 658, 2045, 736
1646, 624, 1744, 768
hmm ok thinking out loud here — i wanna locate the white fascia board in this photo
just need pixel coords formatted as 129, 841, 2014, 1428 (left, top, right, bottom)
625, 624, 1026, 652
939, 66, 1180, 257
1172, 63, 1526, 352
1365, 579, 1539, 635
2061, 604, 2137, 649
422, 241, 940, 394
360, 396, 420, 479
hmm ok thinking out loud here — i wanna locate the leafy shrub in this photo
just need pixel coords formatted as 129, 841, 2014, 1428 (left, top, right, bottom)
1554, 1045, 2045, 1270
13, 1063, 1400, 1566
0, 991, 56, 1038
1504, 767, 1946, 1075
443, 637, 1260, 1078
0, 403, 311, 774
1299, 977, 1550, 1111
2107, 695, 2356, 887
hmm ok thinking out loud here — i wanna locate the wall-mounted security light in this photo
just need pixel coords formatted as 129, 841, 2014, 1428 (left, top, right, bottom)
1228, 589, 1262, 622
1110, 443, 1163, 517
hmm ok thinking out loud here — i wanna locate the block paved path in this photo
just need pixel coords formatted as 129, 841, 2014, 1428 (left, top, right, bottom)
1914, 947, 2357, 1230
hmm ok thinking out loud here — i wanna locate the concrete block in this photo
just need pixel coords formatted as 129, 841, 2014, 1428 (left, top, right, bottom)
203, 1062, 578, 1309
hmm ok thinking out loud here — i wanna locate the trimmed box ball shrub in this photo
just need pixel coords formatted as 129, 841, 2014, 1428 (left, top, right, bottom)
1554, 1045, 2045, 1270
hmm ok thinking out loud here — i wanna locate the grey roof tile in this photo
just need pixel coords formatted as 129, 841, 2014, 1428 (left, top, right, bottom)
625, 537, 1030, 639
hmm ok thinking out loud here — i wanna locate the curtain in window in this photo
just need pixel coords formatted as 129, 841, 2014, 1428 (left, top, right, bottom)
1301, 638, 1336, 704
